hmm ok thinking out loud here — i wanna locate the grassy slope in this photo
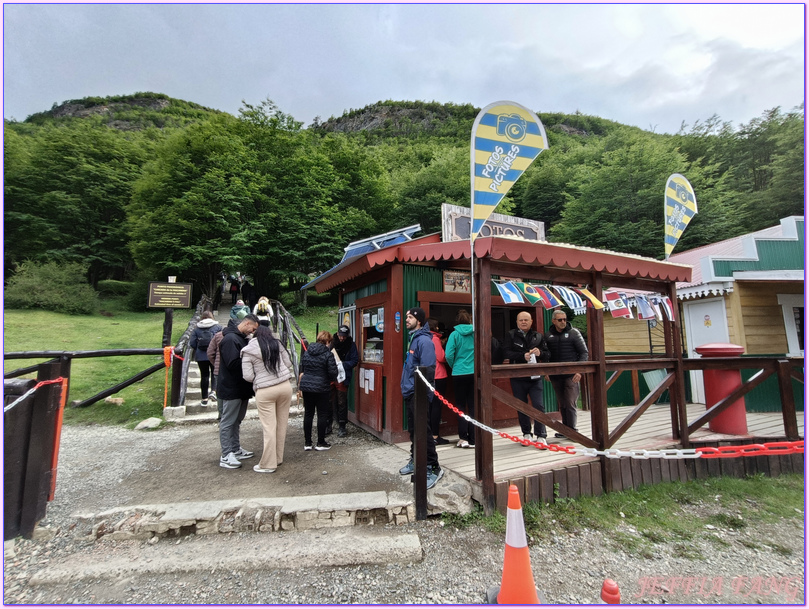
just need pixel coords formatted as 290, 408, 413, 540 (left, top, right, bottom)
4, 300, 193, 425
3, 301, 342, 426
447, 474, 804, 558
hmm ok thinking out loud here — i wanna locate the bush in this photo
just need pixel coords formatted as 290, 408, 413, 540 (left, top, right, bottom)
4, 261, 99, 315
97, 280, 134, 298
125, 273, 153, 312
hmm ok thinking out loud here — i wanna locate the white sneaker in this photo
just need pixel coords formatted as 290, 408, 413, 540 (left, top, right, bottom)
253, 464, 276, 473
522, 433, 533, 446
220, 452, 242, 469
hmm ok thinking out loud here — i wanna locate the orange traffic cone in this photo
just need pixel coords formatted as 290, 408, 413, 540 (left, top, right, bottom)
599, 579, 621, 604
486, 484, 543, 604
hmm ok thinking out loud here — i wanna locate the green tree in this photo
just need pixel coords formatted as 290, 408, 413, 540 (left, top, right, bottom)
550, 130, 690, 257
4, 122, 148, 285
127, 114, 263, 300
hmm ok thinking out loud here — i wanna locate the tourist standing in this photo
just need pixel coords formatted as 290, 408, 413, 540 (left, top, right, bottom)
426, 317, 449, 445
398, 308, 443, 490
217, 314, 259, 469
503, 311, 551, 446
241, 325, 294, 473
545, 310, 589, 438
298, 331, 338, 451
445, 309, 476, 449
328, 325, 359, 437
189, 311, 221, 407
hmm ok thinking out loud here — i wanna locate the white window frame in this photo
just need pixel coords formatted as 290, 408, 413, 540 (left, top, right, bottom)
777, 294, 804, 357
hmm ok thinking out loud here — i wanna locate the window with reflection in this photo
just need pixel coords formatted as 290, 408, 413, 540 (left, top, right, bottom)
361, 306, 384, 363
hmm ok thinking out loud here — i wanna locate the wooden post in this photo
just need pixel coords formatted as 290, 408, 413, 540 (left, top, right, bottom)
476, 255, 496, 516
162, 308, 173, 348
590, 272, 608, 450
668, 283, 689, 447
413, 366, 430, 520
19, 360, 63, 537
776, 359, 800, 440
171, 347, 183, 407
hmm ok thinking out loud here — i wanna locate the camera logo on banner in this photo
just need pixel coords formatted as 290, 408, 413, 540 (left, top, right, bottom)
496, 113, 527, 142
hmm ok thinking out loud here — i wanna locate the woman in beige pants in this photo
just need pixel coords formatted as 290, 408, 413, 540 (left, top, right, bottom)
241, 325, 294, 473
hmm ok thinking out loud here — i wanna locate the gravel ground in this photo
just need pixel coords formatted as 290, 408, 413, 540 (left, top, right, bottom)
4, 422, 805, 605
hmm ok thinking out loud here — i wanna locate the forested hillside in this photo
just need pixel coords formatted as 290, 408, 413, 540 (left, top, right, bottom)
4, 93, 804, 307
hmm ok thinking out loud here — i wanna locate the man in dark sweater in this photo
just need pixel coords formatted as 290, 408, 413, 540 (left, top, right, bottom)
217, 314, 259, 469
503, 311, 551, 446
545, 309, 589, 438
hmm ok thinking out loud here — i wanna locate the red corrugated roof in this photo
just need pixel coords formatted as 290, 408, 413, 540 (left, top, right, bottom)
308, 235, 691, 292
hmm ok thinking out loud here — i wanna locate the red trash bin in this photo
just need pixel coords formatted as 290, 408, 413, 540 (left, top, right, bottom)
694, 343, 747, 435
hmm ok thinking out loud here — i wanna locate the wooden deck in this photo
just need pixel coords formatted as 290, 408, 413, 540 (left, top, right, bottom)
396, 403, 804, 488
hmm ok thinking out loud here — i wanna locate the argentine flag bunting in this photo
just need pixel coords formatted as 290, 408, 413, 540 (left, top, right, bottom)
470, 101, 548, 242
495, 281, 526, 304
664, 173, 698, 259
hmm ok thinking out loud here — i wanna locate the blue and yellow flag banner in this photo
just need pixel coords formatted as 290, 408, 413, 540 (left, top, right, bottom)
470, 101, 548, 241
664, 173, 698, 259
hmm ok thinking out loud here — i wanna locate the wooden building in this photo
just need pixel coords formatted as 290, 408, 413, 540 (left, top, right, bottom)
602, 216, 805, 412
304, 229, 691, 443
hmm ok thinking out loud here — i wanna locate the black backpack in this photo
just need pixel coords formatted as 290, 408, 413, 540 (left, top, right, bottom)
197, 327, 214, 350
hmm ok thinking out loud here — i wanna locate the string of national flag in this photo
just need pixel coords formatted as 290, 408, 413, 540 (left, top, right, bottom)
493, 280, 677, 321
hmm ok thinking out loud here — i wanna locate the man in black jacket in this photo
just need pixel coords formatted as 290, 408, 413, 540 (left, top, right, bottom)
218, 314, 259, 469
546, 310, 589, 438
503, 311, 551, 446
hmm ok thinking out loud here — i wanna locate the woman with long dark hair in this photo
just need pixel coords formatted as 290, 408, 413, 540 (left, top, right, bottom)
241, 325, 294, 473
298, 330, 338, 451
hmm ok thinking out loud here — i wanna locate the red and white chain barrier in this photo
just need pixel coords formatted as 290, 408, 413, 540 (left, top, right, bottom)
415, 369, 804, 459
4, 377, 67, 413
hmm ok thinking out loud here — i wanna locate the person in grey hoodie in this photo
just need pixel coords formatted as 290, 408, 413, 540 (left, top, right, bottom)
189, 311, 222, 407
241, 325, 294, 473
445, 309, 476, 448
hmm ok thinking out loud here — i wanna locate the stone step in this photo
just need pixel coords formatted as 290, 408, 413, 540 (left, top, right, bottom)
68, 491, 417, 543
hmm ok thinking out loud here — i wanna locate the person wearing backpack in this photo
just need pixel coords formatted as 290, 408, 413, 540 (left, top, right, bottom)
190, 311, 222, 407
253, 296, 273, 327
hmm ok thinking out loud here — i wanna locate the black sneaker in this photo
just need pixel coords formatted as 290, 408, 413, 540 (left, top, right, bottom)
315, 442, 331, 451
434, 437, 450, 445
324, 425, 333, 436
337, 425, 347, 438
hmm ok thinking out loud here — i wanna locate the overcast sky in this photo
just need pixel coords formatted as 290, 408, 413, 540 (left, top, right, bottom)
3, 3, 805, 134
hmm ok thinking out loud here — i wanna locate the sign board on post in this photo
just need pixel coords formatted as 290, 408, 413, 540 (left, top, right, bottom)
148, 282, 193, 309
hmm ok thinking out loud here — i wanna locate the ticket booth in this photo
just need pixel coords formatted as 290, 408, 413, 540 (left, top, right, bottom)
303, 227, 556, 444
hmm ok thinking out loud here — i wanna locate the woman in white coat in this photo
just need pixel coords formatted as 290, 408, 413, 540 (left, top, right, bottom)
241, 325, 294, 473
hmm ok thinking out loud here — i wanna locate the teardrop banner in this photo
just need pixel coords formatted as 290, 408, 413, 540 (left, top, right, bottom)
664, 173, 698, 259
470, 101, 548, 242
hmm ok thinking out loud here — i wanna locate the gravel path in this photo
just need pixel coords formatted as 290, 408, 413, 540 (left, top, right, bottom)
4, 423, 804, 605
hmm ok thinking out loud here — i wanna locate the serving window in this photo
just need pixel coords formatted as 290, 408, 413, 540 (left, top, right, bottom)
361, 306, 385, 363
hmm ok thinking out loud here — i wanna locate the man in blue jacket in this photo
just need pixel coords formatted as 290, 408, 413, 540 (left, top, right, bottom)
398, 307, 443, 490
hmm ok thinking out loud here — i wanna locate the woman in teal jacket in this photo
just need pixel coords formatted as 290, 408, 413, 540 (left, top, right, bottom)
444, 309, 476, 448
